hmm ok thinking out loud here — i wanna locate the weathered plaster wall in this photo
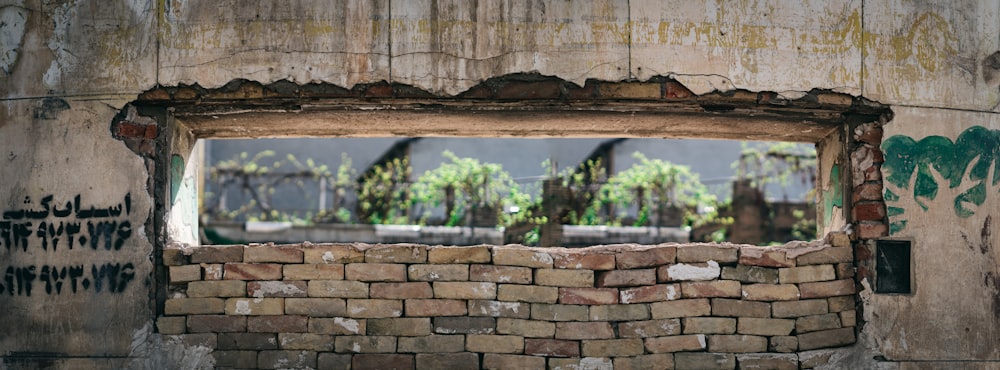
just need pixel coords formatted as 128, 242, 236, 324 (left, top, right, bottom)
2, 0, 1000, 368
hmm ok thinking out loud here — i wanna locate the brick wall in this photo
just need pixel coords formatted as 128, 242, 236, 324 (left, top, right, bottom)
160, 233, 856, 369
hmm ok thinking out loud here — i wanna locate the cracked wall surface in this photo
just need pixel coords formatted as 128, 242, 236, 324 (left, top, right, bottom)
1, 0, 1000, 367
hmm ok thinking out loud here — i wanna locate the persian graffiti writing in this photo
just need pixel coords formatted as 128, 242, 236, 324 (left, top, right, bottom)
1, 263, 136, 297
1, 194, 133, 251
882, 126, 1000, 234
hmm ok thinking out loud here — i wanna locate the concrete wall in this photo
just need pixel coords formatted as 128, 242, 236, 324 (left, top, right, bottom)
1, 0, 999, 368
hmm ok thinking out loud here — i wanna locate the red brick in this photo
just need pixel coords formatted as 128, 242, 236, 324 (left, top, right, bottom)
857, 222, 888, 239
352, 354, 413, 370
405, 299, 467, 316
363, 83, 394, 98
248, 315, 308, 333
496, 80, 563, 100
853, 202, 886, 221
371, 282, 433, 299
663, 80, 695, 99
739, 247, 794, 268
559, 287, 619, 305
187, 315, 246, 333
524, 339, 580, 357
620, 284, 681, 304
244, 246, 303, 263
247, 281, 307, 298
853, 183, 884, 202
470, 265, 532, 284
741, 284, 800, 301
457, 84, 494, 99
565, 81, 597, 100
617, 247, 676, 269
116, 121, 157, 139
551, 251, 616, 270
492, 247, 553, 268
224, 263, 282, 280
191, 246, 243, 263
597, 269, 656, 287
345, 263, 406, 282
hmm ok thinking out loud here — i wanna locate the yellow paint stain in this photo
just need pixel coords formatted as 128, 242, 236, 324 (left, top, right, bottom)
863, 11, 958, 74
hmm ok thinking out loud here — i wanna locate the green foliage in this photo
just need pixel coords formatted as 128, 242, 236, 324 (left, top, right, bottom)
734, 142, 817, 194
356, 156, 412, 225
412, 151, 523, 227
597, 152, 717, 227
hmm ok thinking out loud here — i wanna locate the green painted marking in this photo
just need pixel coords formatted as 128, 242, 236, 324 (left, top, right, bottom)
822, 164, 843, 225
170, 154, 184, 205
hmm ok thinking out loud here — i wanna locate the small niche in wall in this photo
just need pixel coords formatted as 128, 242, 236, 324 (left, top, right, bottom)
875, 239, 912, 294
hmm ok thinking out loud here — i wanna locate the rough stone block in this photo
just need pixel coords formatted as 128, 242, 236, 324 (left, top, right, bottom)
535, 269, 594, 287
283, 264, 344, 280
554, 321, 614, 340
307, 280, 369, 298
370, 282, 433, 299
721, 265, 779, 284
617, 246, 676, 269
549, 357, 614, 370
433, 282, 497, 300
169, 265, 202, 283
434, 317, 496, 334
405, 299, 467, 316
614, 354, 675, 370
799, 349, 837, 368
218, 333, 278, 350
588, 304, 650, 321
736, 353, 798, 370
496, 318, 555, 338
470, 265, 532, 284
481, 354, 545, 369
796, 313, 842, 333
202, 264, 224, 280
248, 280, 307, 298
674, 352, 736, 370
683, 317, 737, 334
597, 269, 656, 287
212, 350, 257, 368
278, 333, 333, 351
840, 310, 857, 327
408, 264, 470, 281
186, 315, 246, 333
799, 279, 855, 298
677, 245, 739, 263
351, 354, 413, 370
334, 336, 397, 353
367, 317, 432, 336
581, 339, 644, 357
303, 244, 364, 264
492, 247, 553, 268
650, 298, 711, 319
620, 284, 680, 303
398, 335, 466, 353
618, 318, 681, 338
165, 298, 224, 315
415, 353, 480, 370
363, 244, 427, 263
558, 287, 619, 305
738, 318, 795, 336
466, 334, 524, 353
224, 263, 282, 281
711, 298, 771, 318
797, 327, 856, 350
469, 300, 530, 319
795, 246, 852, 265
225, 298, 284, 315
497, 284, 559, 303
317, 353, 352, 370
164, 333, 218, 348
835, 262, 855, 279
828, 296, 855, 312
428, 246, 491, 263
309, 317, 365, 335
186, 280, 246, 298
772, 299, 828, 318
345, 263, 406, 282
285, 298, 347, 317
524, 338, 580, 357
741, 284, 800, 301
347, 299, 403, 318
708, 335, 768, 353
530, 303, 590, 322
778, 265, 836, 284
769, 336, 798, 353
739, 247, 794, 267
248, 315, 308, 333
191, 245, 243, 263
156, 316, 186, 334
658, 262, 722, 282
551, 251, 616, 270
681, 280, 741, 298
163, 248, 188, 266
244, 245, 303, 263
